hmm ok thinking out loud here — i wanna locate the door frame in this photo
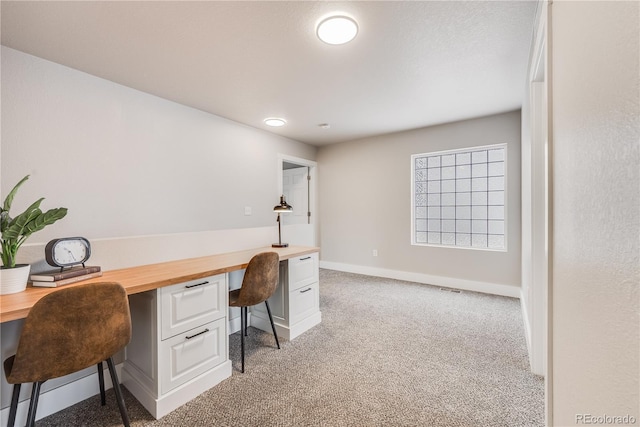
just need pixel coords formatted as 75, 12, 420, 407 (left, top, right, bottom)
525, 2, 552, 425
277, 154, 318, 246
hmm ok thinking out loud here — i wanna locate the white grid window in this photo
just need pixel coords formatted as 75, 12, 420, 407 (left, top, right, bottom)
412, 144, 507, 251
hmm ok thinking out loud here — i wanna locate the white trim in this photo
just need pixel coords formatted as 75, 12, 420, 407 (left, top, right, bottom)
0, 363, 121, 427
527, 80, 547, 378
411, 143, 509, 159
319, 261, 521, 299
122, 360, 231, 420
277, 154, 317, 204
522, 0, 548, 383
252, 310, 322, 341
278, 154, 318, 167
520, 290, 533, 356
277, 154, 318, 247
228, 311, 252, 335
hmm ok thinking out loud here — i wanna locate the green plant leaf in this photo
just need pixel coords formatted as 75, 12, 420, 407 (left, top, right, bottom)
0, 211, 11, 233
2, 207, 42, 240
0, 175, 68, 267
24, 207, 68, 235
2, 175, 29, 213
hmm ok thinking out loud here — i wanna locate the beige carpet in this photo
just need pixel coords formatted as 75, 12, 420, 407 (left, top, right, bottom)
37, 269, 544, 426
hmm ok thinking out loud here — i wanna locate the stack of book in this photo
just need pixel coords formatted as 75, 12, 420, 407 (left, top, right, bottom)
30, 266, 102, 288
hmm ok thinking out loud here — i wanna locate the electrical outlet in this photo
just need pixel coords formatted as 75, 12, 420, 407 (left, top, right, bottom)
372, 249, 378, 257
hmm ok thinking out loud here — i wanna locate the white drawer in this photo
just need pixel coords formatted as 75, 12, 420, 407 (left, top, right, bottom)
159, 318, 226, 394
289, 282, 319, 325
161, 274, 226, 340
288, 253, 319, 292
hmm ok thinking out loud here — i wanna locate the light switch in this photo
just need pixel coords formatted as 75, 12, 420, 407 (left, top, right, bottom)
244, 206, 252, 216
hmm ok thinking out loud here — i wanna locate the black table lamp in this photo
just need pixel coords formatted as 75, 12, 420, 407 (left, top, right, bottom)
272, 195, 293, 248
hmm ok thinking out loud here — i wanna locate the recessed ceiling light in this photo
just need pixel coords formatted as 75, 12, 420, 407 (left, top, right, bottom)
316, 15, 358, 45
264, 118, 286, 127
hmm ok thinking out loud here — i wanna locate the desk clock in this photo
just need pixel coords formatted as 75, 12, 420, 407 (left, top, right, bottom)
45, 237, 91, 270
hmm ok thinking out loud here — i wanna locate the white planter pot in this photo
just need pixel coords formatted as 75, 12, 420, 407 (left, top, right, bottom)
0, 264, 31, 295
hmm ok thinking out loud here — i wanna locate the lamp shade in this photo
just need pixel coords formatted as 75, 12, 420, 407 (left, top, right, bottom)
273, 195, 293, 212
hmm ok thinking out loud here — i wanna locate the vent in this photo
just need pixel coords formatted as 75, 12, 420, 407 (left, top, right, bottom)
440, 288, 462, 293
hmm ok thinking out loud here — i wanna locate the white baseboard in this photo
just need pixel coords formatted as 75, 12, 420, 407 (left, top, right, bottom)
122, 360, 232, 420
252, 310, 322, 341
319, 261, 521, 299
520, 289, 545, 376
0, 363, 121, 427
520, 291, 533, 355
228, 312, 252, 335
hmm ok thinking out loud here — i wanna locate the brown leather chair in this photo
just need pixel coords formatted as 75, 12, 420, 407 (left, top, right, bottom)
229, 252, 281, 373
3, 282, 132, 427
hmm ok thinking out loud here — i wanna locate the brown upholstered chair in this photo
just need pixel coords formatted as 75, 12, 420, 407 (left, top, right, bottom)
229, 252, 281, 373
3, 282, 132, 427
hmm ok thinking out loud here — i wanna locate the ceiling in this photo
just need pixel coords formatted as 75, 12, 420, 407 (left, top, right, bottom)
1, 1, 537, 146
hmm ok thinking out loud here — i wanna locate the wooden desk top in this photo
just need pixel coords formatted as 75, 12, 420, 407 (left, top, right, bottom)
0, 245, 319, 323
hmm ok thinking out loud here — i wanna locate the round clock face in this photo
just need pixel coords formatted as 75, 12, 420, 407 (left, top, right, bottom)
45, 237, 91, 268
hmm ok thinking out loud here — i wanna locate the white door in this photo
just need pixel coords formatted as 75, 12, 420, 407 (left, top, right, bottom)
282, 167, 308, 226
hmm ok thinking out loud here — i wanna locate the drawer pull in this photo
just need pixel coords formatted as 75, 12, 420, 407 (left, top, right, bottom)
300, 256, 311, 261
185, 281, 209, 289
300, 287, 312, 294
185, 329, 209, 339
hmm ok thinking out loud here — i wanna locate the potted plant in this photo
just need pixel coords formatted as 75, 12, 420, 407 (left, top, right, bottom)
1, 175, 67, 294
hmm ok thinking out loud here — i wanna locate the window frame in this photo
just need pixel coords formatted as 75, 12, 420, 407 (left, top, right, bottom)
410, 143, 508, 251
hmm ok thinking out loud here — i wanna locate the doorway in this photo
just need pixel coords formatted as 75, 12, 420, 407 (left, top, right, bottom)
282, 163, 309, 226
277, 155, 317, 246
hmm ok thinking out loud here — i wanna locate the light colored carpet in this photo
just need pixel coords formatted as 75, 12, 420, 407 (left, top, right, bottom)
37, 269, 544, 426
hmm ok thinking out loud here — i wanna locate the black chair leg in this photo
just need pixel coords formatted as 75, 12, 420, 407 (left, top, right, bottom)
106, 357, 130, 427
97, 361, 106, 405
26, 381, 43, 427
264, 300, 280, 349
7, 383, 21, 427
243, 306, 248, 336
240, 305, 246, 373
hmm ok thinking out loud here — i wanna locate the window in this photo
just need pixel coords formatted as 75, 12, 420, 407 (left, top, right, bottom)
411, 144, 507, 250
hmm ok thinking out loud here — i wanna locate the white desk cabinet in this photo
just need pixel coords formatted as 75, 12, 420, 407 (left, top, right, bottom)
0, 245, 319, 423
252, 253, 321, 340
122, 274, 232, 419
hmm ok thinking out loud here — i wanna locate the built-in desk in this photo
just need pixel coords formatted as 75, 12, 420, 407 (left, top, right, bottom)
0, 245, 320, 421
0, 245, 319, 323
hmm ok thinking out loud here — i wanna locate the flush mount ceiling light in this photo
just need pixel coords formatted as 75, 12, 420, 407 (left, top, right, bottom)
264, 118, 286, 127
316, 15, 358, 45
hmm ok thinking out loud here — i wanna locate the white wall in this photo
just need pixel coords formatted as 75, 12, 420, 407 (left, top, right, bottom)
1, 46, 316, 256
318, 111, 521, 296
549, 1, 639, 424
520, 1, 548, 378
0, 46, 316, 418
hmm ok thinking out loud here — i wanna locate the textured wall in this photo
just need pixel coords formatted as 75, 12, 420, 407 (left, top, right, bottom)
550, 1, 639, 424
1, 47, 316, 247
